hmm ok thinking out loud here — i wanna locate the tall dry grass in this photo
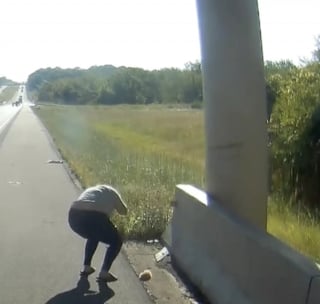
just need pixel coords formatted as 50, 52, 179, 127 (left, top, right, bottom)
34, 104, 320, 262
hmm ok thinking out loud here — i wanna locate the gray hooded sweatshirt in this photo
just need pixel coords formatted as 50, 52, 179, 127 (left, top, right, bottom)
71, 184, 128, 217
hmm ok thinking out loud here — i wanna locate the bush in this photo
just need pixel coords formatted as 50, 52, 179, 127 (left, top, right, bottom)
190, 100, 203, 109
270, 63, 320, 208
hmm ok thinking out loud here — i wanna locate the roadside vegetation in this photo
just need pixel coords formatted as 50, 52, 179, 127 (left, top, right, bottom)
27, 62, 203, 107
34, 104, 204, 240
0, 85, 19, 103
0, 76, 17, 86
30, 36, 320, 262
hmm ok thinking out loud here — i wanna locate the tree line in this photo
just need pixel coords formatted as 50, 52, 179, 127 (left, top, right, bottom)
26, 36, 320, 211
0, 76, 17, 86
27, 62, 203, 107
266, 37, 320, 211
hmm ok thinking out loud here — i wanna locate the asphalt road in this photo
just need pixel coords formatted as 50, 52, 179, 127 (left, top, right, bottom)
0, 93, 152, 303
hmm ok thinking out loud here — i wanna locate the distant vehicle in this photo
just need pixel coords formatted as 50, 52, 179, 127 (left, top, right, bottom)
12, 96, 22, 107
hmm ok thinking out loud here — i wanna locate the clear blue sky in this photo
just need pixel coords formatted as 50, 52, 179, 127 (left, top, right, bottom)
0, 0, 319, 82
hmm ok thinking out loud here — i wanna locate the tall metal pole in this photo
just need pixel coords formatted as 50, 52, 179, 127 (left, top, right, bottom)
196, 0, 268, 229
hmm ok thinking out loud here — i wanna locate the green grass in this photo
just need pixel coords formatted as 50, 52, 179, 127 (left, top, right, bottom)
0, 85, 19, 102
35, 104, 204, 240
34, 103, 320, 262
268, 197, 320, 263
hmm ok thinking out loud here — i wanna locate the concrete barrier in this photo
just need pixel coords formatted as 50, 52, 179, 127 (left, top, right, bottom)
162, 184, 320, 304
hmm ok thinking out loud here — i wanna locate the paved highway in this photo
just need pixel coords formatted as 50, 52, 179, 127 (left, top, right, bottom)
0, 89, 152, 303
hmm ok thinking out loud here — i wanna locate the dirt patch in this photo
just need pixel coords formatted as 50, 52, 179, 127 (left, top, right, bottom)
123, 241, 209, 304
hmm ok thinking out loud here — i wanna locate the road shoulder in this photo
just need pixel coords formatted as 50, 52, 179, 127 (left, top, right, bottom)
123, 241, 208, 304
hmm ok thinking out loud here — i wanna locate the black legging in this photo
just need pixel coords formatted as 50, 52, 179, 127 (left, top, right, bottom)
68, 208, 122, 272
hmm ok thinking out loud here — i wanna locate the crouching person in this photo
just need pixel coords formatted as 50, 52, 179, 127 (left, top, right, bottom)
68, 184, 128, 282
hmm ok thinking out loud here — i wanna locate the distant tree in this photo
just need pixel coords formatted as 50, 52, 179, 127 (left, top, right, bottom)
270, 63, 320, 207
182, 61, 202, 103
87, 65, 117, 79
264, 60, 297, 119
0, 76, 17, 86
154, 68, 187, 103
96, 84, 116, 105
27, 62, 203, 105
264, 60, 296, 78
108, 68, 159, 104
312, 35, 320, 61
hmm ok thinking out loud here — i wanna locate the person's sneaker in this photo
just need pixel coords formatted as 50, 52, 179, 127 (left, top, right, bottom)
80, 265, 95, 276
96, 270, 118, 282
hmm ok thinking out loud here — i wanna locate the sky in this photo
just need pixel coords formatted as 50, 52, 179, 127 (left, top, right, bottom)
0, 0, 319, 82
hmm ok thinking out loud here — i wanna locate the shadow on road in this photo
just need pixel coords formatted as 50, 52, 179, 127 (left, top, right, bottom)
45, 276, 115, 304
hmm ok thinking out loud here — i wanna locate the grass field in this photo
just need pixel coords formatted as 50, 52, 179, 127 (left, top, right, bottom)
35, 104, 204, 240
34, 103, 320, 262
0, 85, 19, 103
